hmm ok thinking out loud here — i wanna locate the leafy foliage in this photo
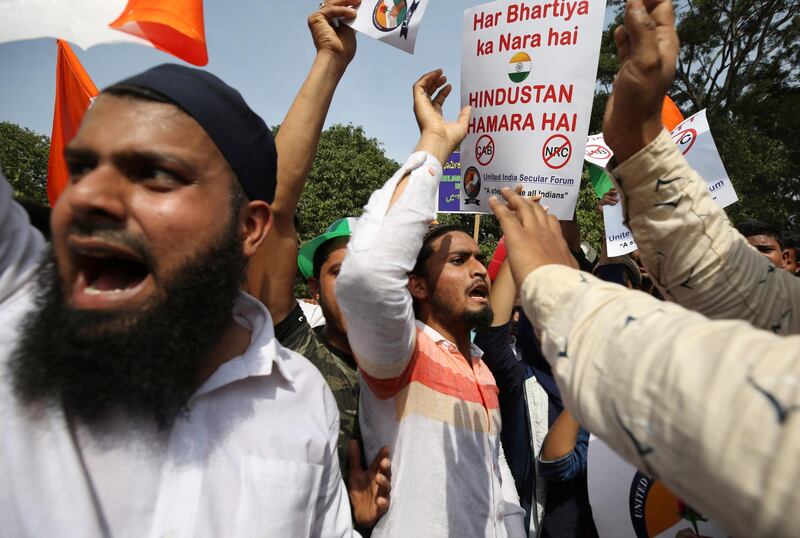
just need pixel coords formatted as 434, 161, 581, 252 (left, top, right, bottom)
296, 124, 399, 241
0, 121, 50, 205
596, 0, 800, 231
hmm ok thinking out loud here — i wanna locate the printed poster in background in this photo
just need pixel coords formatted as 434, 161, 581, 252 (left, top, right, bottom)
460, 0, 606, 219
588, 436, 726, 538
437, 151, 465, 213
346, 0, 430, 54
670, 109, 737, 207
603, 203, 637, 257
586, 109, 738, 256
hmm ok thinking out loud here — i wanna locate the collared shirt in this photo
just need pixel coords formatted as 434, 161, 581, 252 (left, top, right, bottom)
275, 302, 360, 476
0, 174, 352, 537
520, 133, 800, 537
337, 152, 525, 537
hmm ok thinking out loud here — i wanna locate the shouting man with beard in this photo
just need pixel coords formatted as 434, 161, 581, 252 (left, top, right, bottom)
336, 70, 525, 537
0, 64, 352, 536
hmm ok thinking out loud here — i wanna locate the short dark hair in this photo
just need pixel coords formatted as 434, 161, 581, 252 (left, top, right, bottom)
412, 224, 467, 276
735, 220, 783, 249
783, 233, 800, 252
312, 237, 348, 279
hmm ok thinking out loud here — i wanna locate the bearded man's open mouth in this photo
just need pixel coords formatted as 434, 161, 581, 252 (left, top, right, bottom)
68, 237, 155, 309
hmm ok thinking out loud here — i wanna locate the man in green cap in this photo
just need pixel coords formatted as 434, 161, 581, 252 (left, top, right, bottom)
244, 0, 390, 530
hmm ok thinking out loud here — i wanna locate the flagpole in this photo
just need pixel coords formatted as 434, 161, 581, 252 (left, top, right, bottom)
473, 214, 481, 243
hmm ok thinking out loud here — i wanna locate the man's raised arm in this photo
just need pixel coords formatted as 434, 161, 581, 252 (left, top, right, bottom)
601, 0, 799, 334
247, 0, 358, 322
0, 169, 45, 304
336, 70, 469, 379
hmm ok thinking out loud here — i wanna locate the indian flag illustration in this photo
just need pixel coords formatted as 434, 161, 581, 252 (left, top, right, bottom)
508, 52, 531, 83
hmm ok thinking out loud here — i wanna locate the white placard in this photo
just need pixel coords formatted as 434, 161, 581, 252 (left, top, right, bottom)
585, 132, 614, 168
588, 436, 726, 538
459, 0, 606, 219
345, 0, 430, 54
603, 203, 637, 256
593, 109, 738, 252
670, 109, 737, 208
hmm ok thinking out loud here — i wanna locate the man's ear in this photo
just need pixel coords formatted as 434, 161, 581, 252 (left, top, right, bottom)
308, 277, 321, 301
407, 273, 429, 301
241, 200, 272, 258
782, 248, 792, 268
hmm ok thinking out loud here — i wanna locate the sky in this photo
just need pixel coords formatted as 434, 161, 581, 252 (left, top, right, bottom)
0, 1, 616, 163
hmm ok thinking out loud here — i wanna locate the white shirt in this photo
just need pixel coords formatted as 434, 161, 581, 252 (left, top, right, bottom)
337, 152, 525, 537
0, 173, 352, 537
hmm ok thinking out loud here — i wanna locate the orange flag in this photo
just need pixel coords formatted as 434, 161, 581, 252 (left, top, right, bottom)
661, 95, 684, 131
47, 40, 99, 206
110, 0, 207, 66
0, 0, 207, 66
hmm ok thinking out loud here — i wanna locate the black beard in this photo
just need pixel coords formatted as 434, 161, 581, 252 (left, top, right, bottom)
10, 219, 246, 428
465, 305, 494, 332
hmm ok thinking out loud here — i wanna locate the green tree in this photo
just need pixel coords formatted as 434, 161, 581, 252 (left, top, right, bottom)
296, 124, 399, 242
0, 122, 50, 205
593, 0, 800, 229
286, 123, 398, 297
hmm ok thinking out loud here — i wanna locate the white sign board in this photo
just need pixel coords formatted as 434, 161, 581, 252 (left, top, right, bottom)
585, 133, 614, 168
670, 109, 737, 208
603, 203, 637, 257
460, 0, 606, 219
346, 0, 429, 54
590, 109, 737, 255
588, 436, 726, 538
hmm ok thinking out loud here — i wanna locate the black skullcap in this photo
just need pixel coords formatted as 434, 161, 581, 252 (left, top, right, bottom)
110, 64, 276, 203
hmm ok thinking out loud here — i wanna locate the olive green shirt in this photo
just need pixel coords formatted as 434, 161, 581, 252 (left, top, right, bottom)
274, 303, 360, 475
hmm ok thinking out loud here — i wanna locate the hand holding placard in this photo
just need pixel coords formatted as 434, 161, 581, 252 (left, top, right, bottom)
602, 0, 679, 163
308, 0, 359, 72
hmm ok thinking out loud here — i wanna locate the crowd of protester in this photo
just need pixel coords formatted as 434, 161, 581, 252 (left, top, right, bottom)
1, 0, 798, 536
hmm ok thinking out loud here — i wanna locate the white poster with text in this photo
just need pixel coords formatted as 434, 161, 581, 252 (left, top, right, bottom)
589, 109, 737, 256
603, 203, 637, 257
346, 0, 429, 54
671, 109, 738, 208
460, 0, 606, 219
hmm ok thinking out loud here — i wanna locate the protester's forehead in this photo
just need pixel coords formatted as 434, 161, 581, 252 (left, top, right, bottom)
74, 93, 227, 166
746, 234, 780, 246
322, 238, 350, 263
430, 230, 479, 254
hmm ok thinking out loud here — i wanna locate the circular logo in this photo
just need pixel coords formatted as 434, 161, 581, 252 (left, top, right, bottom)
585, 144, 611, 161
372, 0, 408, 32
542, 134, 572, 169
463, 166, 481, 200
508, 51, 531, 83
671, 128, 696, 155
475, 134, 495, 166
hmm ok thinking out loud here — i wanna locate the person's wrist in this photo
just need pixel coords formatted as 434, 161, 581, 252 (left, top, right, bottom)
605, 117, 663, 164
414, 132, 451, 166
314, 48, 351, 78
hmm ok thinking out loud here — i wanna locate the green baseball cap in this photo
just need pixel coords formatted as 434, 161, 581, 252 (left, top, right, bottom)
297, 217, 359, 279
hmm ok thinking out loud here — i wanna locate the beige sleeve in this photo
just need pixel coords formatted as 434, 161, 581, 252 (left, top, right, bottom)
610, 130, 799, 335
521, 264, 800, 536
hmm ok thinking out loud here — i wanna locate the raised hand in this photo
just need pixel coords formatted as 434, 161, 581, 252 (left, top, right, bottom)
347, 439, 392, 528
489, 188, 577, 290
602, 0, 679, 163
308, 0, 359, 72
412, 69, 471, 166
